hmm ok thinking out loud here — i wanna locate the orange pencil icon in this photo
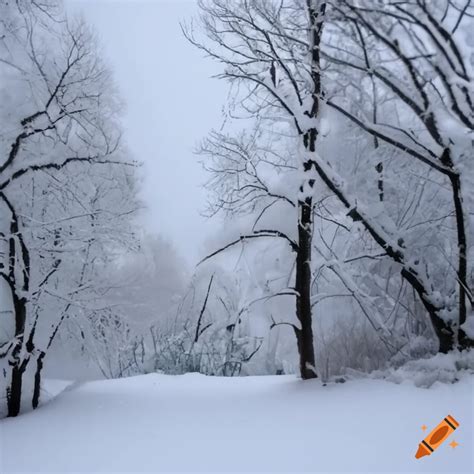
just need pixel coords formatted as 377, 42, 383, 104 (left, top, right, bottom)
415, 415, 459, 459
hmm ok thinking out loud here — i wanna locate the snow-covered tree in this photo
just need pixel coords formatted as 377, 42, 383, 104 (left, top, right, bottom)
0, 0, 138, 417
187, 0, 473, 380
323, 0, 474, 351
186, 0, 330, 379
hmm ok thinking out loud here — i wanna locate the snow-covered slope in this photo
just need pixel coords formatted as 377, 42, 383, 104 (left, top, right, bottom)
0, 373, 472, 472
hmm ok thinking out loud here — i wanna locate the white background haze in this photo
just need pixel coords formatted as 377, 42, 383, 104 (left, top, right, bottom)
69, 0, 227, 264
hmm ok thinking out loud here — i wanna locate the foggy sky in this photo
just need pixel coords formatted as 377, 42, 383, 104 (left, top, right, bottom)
69, 0, 228, 264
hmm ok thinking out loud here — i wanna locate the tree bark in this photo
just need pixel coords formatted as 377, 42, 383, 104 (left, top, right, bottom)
440, 149, 473, 350
32, 351, 45, 409
399, 268, 454, 353
7, 366, 24, 417
3, 192, 30, 417
295, 174, 317, 379
291, 0, 327, 380
449, 171, 472, 349
7, 296, 28, 417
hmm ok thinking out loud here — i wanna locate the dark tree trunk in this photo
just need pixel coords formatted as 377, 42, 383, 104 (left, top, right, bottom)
290, 1, 327, 380
13, 295, 27, 342
7, 365, 24, 417
440, 149, 473, 350
7, 296, 28, 417
32, 351, 45, 409
3, 192, 30, 417
449, 171, 472, 349
295, 184, 317, 379
375, 162, 384, 202
295, 130, 318, 381
400, 269, 455, 353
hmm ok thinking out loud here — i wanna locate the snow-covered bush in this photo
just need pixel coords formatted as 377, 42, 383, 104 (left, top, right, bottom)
349, 350, 474, 388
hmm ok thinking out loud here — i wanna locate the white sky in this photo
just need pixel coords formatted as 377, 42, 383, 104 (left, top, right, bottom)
69, 0, 228, 264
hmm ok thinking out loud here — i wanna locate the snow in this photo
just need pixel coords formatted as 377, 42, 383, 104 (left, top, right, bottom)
1, 373, 472, 472
368, 350, 474, 388
461, 314, 474, 340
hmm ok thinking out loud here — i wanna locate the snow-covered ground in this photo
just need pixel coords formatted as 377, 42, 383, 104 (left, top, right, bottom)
0, 373, 472, 473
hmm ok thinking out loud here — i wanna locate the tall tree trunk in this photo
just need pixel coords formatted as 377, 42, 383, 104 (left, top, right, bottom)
295, 177, 317, 379
7, 366, 24, 417
440, 149, 473, 350
7, 296, 28, 417
3, 192, 30, 417
32, 351, 45, 409
449, 171, 472, 349
291, 0, 327, 380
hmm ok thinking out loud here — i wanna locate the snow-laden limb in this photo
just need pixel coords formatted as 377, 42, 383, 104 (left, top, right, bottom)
314, 249, 402, 354
306, 148, 465, 352
188, 0, 474, 360
326, 0, 473, 346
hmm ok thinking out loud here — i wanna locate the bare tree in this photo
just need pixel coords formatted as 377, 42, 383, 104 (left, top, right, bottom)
186, 0, 332, 379
187, 0, 473, 359
322, 0, 473, 349
0, 1, 138, 417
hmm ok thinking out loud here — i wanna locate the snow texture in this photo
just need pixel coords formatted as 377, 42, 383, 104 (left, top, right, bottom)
0, 372, 472, 472
359, 350, 474, 388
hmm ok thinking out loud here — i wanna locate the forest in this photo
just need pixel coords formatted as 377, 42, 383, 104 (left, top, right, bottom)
0, 1, 473, 472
